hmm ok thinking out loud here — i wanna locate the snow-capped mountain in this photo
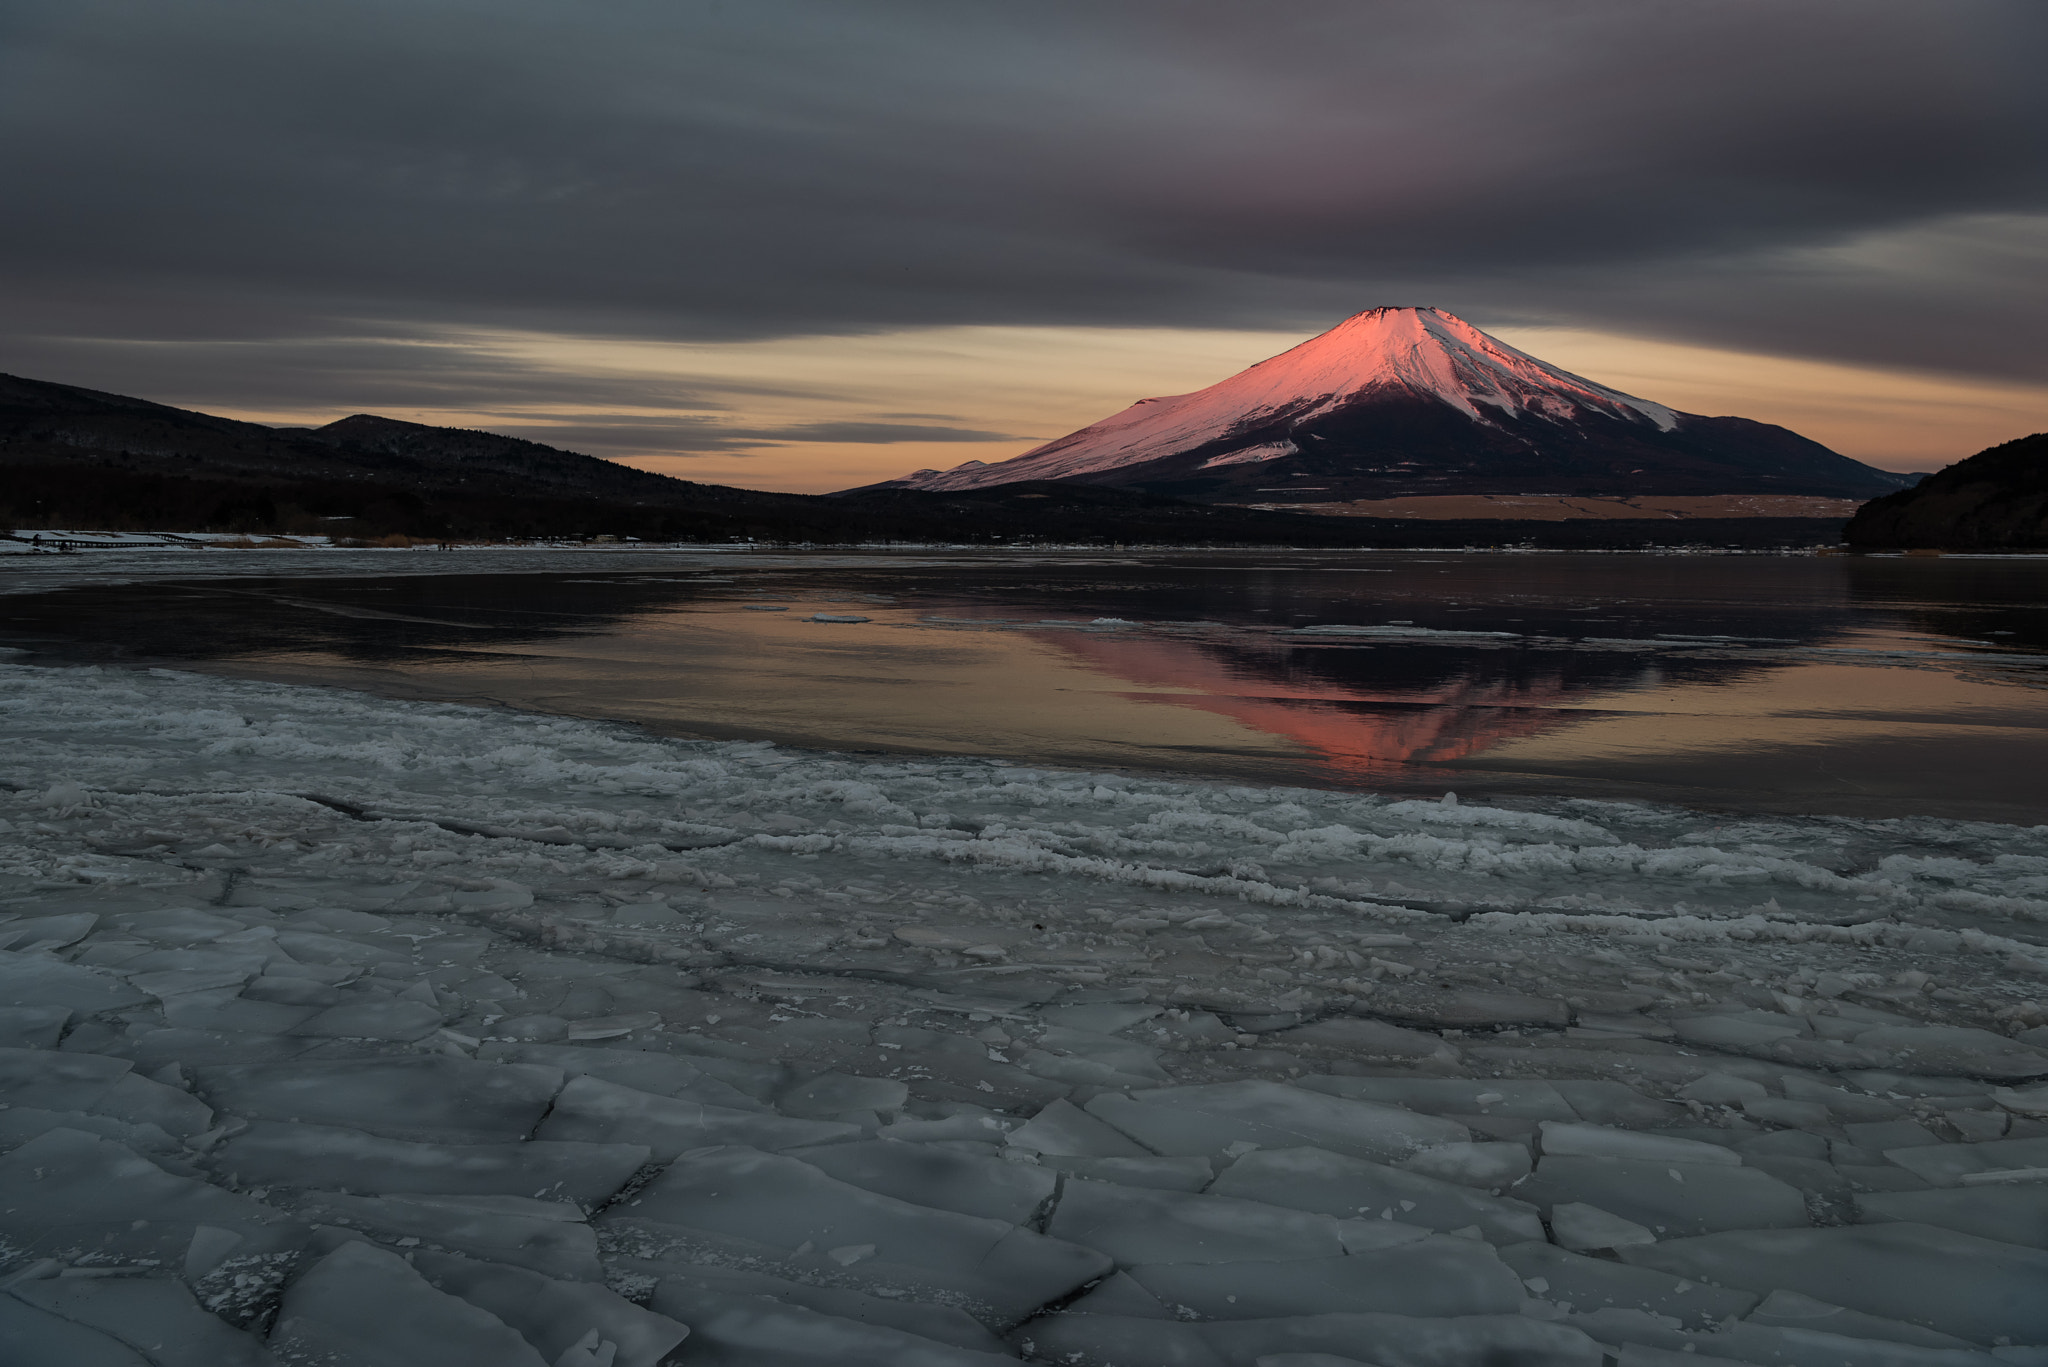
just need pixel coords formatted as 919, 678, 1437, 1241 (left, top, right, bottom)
877, 308, 1906, 502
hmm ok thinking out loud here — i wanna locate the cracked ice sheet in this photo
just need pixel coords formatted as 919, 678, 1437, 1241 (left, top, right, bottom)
6, 661, 2048, 1360
1, 660, 2045, 1058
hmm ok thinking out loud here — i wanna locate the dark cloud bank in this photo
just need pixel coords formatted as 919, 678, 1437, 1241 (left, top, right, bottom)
0, 0, 2041, 438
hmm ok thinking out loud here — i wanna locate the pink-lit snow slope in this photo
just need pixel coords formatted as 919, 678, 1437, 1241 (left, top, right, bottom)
900, 307, 1680, 492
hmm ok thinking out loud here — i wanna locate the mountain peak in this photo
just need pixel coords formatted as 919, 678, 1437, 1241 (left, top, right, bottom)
875, 306, 1904, 502
1226, 305, 1679, 431
895, 307, 1682, 493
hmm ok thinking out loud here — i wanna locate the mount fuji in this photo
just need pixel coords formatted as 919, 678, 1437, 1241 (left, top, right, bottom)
869, 308, 1906, 504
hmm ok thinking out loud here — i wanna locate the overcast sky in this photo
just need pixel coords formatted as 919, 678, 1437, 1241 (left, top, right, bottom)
3, 0, 2043, 490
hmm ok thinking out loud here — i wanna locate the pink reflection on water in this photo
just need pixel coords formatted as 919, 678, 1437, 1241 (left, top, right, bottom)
1047, 631, 1594, 777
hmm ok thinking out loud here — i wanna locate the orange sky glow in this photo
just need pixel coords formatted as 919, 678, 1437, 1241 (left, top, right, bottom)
214, 322, 2048, 496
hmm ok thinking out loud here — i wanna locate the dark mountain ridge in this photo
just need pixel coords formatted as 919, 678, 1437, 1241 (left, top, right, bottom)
1845, 432, 2048, 550
0, 369, 1861, 549
0, 371, 1407, 545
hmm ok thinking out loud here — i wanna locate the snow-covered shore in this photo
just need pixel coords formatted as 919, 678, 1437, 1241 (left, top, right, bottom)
2, 660, 2045, 1364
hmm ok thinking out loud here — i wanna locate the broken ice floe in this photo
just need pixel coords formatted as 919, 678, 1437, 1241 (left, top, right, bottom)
1, 661, 2047, 1363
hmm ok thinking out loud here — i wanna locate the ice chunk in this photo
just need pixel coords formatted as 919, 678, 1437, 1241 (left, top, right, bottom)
645, 1281, 1016, 1365
1397, 1141, 1530, 1188
291, 1190, 603, 1280
642, 1045, 790, 1103
1747, 1289, 1975, 1349
291, 997, 445, 1041
863, 1024, 1069, 1105
0, 1005, 72, 1049
1064, 1269, 1173, 1318
0, 1128, 305, 1269
1014, 1313, 1223, 1367
196, 1056, 563, 1143
1496, 1241, 1757, 1328
1945, 1109, 2010, 1143
635, 1262, 1007, 1353
567, 1012, 674, 1045
1617, 1346, 1752, 1367
535, 1074, 858, 1159
1048, 1177, 1353, 1265
1696, 1322, 2000, 1367
788, 1137, 1057, 1223
1538, 1122, 1742, 1167
1549, 1202, 1657, 1251
210, 1121, 649, 1206
1520, 1157, 1809, 1236
1843, 1072, 1996, 1101
1739, 1130, 1829, 1162
0, 1046, 136, 1098
1269, 1018, 1463, 1068
1298, 1076, 1576, 1122
239, 975, 346, 1007
7, 1273, 277, 1366
1855, 1184, 2048, 1249
1670, 1015, 1806, 1063
1038, 1002, 1161, 1032
1880, 1135, 2048, 1187
1039, 1153, 1216, 1192
1124, 1239, 1525, 1319
0, 1103, 187, 1158
414, 1250, 689, 1367
1850, 1026, 2048, 1081
269, 1241, 549, 1366
1848, 1119, 1942, 1151
133, 966, 263, 998
1381, 989, 1570, 1030
1992, 1084, 2048, 1117
0, 1046, 213, 1137
478, 1040, 768, 1110
1780, 1077, 1905, 1123
1195, 1312, 1604, 1367
0, 953, 149, 1012
877, 1102, 1015, 1144
1744, 1097, 1836, 1130
0, 1295, 156, 1367
116, 1026, 320, 1070
1020, 1048, 1164, 1090
1087, 1081, 1467, 1163
493, 1014, 571, 1042
1550, 1082, 1687, 1129
162, 994, 318, 1035
603, 1146, 1111, 1323
1032, 1024, 1171, 1081
1622, 1222, 2048, 1345
1008, 1097, 1153, 1157
273, 929, 410, 967
1210, 1145, 1546, 1244
777, 1071, 910, 1118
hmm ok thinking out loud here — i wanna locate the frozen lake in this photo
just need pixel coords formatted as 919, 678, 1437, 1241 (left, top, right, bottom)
2, 547, 2047, 1364
6, 547, 2048, 822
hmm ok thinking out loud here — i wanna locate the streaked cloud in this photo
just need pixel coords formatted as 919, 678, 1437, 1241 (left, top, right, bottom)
0, 0, 2040, 489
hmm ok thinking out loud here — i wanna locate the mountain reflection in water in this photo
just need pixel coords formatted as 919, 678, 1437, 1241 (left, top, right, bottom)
1013, 625, 1695, 778
4, 550, 2045, 819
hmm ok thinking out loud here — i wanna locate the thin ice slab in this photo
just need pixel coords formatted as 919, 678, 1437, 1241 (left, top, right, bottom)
1620, 1222, 2048, 1346
195, 1056, 563, 1143
1086, 1081, 1467, 1163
